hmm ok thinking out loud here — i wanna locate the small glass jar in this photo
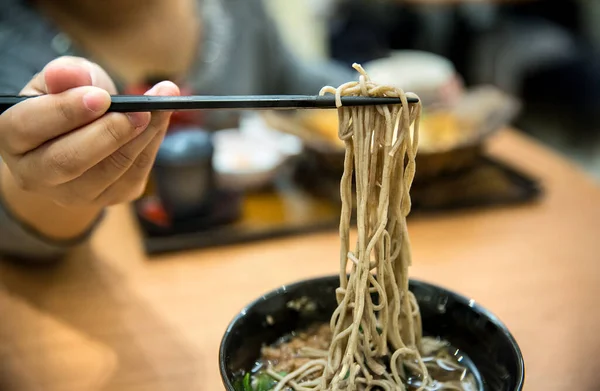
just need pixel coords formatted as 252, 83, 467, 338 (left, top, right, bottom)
153, 127, 215, 220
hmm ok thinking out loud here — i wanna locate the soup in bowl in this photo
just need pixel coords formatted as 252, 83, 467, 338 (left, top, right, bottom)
219, 275, 524, 391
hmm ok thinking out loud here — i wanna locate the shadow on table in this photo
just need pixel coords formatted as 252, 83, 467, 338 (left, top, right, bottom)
0, 245, 201, 391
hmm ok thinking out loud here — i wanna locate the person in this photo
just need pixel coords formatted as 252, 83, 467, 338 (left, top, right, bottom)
0, 0, 352, 262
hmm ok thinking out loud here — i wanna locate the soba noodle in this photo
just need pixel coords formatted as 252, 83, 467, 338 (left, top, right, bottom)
261, 64, 474, 391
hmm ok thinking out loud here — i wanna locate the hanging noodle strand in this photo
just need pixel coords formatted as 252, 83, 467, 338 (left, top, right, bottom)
266, 64, 473, 391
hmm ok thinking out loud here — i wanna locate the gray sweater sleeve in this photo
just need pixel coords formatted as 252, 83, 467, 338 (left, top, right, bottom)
0, 159, 103, 263
0, 197, 79, 263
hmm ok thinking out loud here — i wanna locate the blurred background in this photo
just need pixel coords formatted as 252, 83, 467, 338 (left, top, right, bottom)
135, 0, 600, 253
264, 0, 600, 179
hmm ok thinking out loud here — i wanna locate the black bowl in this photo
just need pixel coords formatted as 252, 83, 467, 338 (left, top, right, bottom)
219, 275, 525, 391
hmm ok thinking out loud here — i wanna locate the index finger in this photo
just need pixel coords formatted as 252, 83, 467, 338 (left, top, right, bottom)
22, 56, 97, 95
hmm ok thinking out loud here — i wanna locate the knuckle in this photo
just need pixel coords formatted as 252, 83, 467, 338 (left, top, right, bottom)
13, 162, 39, 191
107, 149, 135, 171
100, 115, 130, 146
47, 148, 81, 180
53, 97, 76, 122
133, 150, 154, 170
1, 108, 26, 154
11, 171, 33, 192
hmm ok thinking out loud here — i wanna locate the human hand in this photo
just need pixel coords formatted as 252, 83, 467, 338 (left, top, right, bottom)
0, 56, 180, 209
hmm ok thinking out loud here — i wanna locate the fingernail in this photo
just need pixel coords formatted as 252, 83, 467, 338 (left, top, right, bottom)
83, 90, 108, 112
126, 112, 151, 128
145, 81, 175, 96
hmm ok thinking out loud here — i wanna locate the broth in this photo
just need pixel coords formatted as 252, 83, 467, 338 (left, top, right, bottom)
233, 322, 480, 391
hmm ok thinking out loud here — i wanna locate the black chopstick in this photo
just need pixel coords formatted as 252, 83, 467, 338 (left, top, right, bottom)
0, 94, 419, 114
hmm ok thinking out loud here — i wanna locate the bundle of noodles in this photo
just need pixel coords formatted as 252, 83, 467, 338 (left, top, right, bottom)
265, 64, 465, 391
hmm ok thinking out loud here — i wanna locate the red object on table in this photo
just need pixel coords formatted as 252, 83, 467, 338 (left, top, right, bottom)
138, 197, 171, 227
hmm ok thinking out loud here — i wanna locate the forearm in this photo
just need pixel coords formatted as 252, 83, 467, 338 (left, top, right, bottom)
0, 160, 103, 241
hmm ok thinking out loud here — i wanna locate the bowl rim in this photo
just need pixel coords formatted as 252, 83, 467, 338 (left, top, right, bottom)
219, 274, 525, 391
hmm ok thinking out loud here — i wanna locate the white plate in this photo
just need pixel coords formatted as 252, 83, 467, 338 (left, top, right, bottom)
212, 114, 303, 191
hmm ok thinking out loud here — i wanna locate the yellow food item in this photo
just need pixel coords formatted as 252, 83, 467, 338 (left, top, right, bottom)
297, 110, 341, 145
297, 109, 475, 154
418, 111, 468, 153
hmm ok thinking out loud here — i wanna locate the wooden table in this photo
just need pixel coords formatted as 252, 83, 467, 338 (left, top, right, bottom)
1, 129, 599, 391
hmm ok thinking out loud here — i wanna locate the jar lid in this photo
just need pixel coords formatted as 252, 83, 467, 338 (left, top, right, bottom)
155, 127, 214, 166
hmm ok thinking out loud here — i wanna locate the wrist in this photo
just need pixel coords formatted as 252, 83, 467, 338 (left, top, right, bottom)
0, 161, 103, 241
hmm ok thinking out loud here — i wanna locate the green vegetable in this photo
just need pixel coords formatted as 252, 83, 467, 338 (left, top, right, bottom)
233, 376, 245, 391
243, 373, 253, 391
234, 370, 288, 391
255, 372, 277, 391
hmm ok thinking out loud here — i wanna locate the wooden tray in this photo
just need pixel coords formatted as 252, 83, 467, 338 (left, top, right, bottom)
134, 156, 541, 255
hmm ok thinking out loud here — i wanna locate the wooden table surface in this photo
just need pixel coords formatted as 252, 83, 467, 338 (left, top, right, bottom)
1, 129, 599, 391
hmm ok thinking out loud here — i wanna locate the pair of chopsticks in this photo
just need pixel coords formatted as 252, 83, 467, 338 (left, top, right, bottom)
0, 94, 419, 114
